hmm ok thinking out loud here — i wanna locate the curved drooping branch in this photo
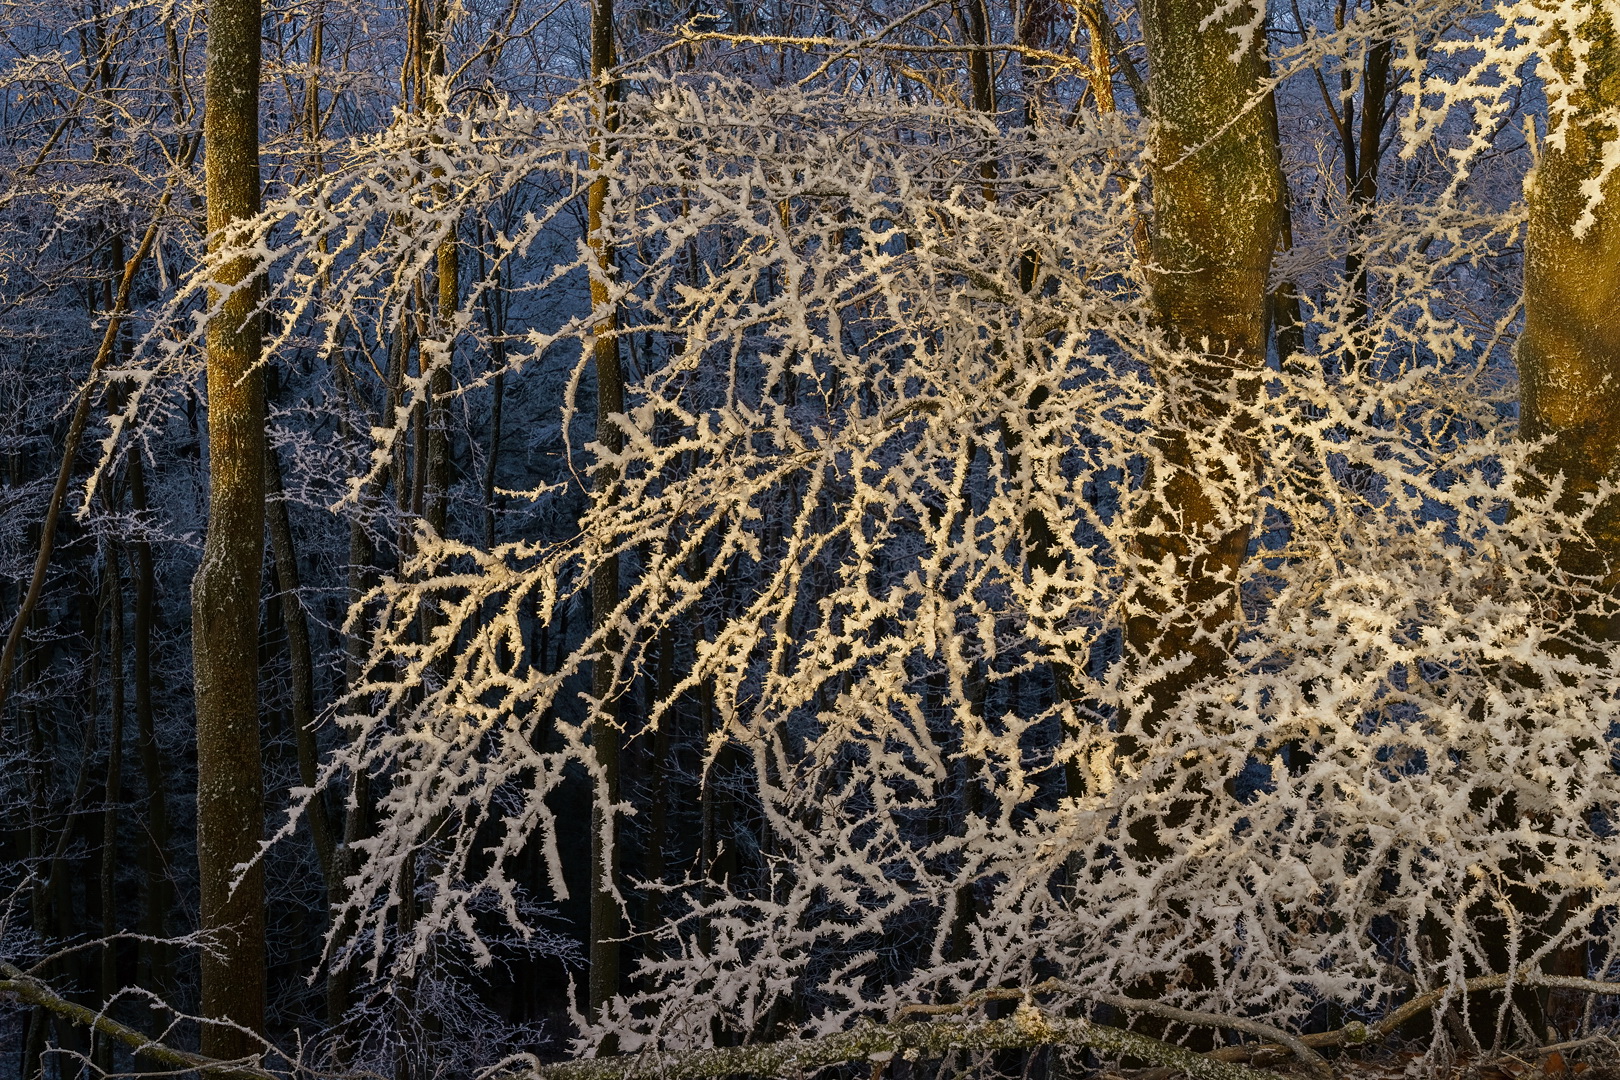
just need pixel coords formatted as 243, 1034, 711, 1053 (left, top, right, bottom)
0, 150, 195, 717
0, 961, 279, 1080
520, 972, 1620, 1080
502, 968, 1620, 1080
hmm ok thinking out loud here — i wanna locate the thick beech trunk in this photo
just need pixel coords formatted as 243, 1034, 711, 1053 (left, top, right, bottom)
1513, 0, 1620, 1034
192, 0, 267, 1057
1124, 0, 1283, 727
1521, 9, 1620, 638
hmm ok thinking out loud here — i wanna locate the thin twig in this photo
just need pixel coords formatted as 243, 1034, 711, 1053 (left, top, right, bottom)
672, 27, 1103, 84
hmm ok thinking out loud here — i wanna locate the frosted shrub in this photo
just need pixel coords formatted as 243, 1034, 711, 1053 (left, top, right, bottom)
129, 39, 1620, 1053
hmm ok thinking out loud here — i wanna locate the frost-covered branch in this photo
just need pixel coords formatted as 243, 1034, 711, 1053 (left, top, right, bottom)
0, 960, 280, 1080
100, 18, 1620, 1055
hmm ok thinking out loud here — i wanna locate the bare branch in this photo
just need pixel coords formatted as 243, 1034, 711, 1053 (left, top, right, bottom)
0, 961, 279, 1080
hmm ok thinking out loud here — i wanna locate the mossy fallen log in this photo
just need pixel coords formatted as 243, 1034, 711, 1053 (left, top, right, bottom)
508, 1005, 1278, 1080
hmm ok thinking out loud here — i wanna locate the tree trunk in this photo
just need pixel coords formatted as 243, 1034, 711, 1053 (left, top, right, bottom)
1345, 1, 1390, 366
128, 453, 173, 999
98, 540, 126, 1074
1520, 8, 1620, 639
639, 626, 673, 940
193, 0, 267, 1058
266, 444, 336, 889
587, 0, 624, 1042
424, 0, 455, 541
326, 356, 382, 1038
1514, 0, 1620, 1036
1124, 0, 1283, 728
477, 218, 507, 550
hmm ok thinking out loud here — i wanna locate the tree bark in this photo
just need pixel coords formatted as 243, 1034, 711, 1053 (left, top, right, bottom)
1520, 4, 1620, 639
423, 0, 455, 541
587, 0, 624, 1041
128, 452, 173, 998
1344, 0, 1390, 366
1124, 0, 1284, 728
266, 444, 336, 889
98, 539, 126, 1074
193, 0, 267, 1058
1513, 0, 1620, 1036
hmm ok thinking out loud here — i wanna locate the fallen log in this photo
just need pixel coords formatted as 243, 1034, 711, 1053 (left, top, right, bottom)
502, 1006, 1278, 1080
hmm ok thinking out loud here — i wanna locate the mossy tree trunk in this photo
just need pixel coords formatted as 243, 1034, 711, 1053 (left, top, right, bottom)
1124, 0, 1283, 730
1521, 3, 1620, 642
1513, 0, 1620, 1035
192, 0, 267, 1059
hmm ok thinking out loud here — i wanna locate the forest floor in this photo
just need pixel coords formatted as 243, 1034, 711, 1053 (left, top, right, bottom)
1105, 1050, 1620, 1080
1383, 1055, 1618, 1080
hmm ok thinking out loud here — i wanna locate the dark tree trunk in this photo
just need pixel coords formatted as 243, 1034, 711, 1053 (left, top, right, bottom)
266, 444, 336, 890
587, 0, 625, 1041
97, 541, 126, 1074
128, 453, 173, 998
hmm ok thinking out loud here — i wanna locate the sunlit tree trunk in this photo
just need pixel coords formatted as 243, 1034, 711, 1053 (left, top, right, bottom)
1521, 7, 1620, 642
416, 0, 456, 540
1124, 0, 1283, 729
192, 0, 267, 1058
1514, 0, 1620, 1033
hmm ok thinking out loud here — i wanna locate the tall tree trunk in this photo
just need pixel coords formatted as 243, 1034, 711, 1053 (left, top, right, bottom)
639, 627, 673, 940
1515, 0, 1620, 1035
128, 453, 173, 999
475, 217, 508, 551
327, 360, 380, 1036
1345, 1, 1390, 366
423, 0, 455, 540
193, 0, 267, 1058
266, 445, 336, 889
956, 0, 996, 200
1123, 0, 1283, 729
587, 0, 624, 1043
1520, 8, 1620, 640
98, 538, 126, 1075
